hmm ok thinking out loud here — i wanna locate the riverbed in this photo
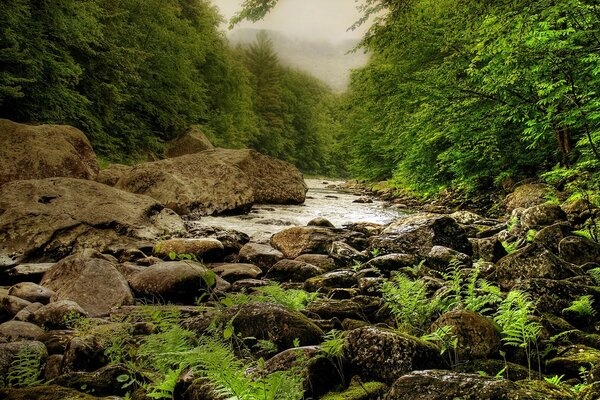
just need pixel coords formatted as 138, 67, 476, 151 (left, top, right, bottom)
188, 179, 405, 243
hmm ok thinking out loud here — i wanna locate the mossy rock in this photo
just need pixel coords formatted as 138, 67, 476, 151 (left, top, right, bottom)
454, 359, 539, 381
0, 385, 112, 399
321, 379, 387, 400
546, 345, 600, 380
578, 381, 600, 400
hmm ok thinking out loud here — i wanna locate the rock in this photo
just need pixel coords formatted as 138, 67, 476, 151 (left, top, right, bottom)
95, 164, 131, 186
307, 217, 335, 228
469, 237, 507, 263
40, 251, 133, 317
513, 278, 600, 316
343, 327, 444, 384
353, 197, 373, 204
14, 302, 44, 322
558, 236, 600, 265
8, 282, 54, 304
0, 340, 47, 382
562, 198, 594, 224
450, 211, 486, 225
184, 303, 323, 351
0, 385, 116, 400
0, 119, 98, 187
385, 370, 574, 400
4, 263, 55, 282
166, 126, 214, 157
265, 260, 323, 282
53, 363, 143, 396
181, 378, 227, 400
454, 359, 535, 381
153, 238, 224, 262
115, 152, 254, 215
0, 178, 186, 266
271, 227, 365, 259
430, 310, 501, 360
365, 254, 420, 274
185, 226, 250, 256
321, 378, 388, 400
426, 246, 472, 271
38, 330, 75, 355
328, 241, 367, 266
344, 222, 385, 237
304, 271, 358, 292
305, 298, 379, 321
44, 354, 63, 380
546, 345, 600, 380
505, 183, 555, 212
1, 295, 31, 316
238, 243, 283, 270
33, 300, 87, 329
533, 223, 572, 253
230, 279, 271, 292
210, 263, 262, 283
495, 243, 583, 290
205, 148, 307, 204
521, 204, 567, 228
294, 254, 337, 272
372, 214, 471, 257
128, 261, 215, 304
0, 321, 45, 341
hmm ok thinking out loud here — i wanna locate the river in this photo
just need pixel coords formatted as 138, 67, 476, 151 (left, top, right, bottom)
188, 179, 405, 243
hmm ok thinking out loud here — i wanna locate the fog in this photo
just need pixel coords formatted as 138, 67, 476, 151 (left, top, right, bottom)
213, 0, 369, 42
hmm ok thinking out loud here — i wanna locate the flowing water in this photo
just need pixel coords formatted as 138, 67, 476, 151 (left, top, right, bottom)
189, 179, 406, 243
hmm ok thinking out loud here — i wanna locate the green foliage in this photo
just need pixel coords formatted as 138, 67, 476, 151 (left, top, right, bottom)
544, 375, 565, 386
437, 263, 502, 314
422, 325, 458, 368
3, 346, 45, 388
563, 296, 597, 318
494, 290, 542, 378
501, 241, 520, 255
224, 283, 317, 311
588, 268, 600, 286
381, 273, 437, 334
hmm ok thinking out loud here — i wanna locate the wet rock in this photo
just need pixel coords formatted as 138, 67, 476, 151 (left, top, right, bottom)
505, 183, 555, 212
304, 270, 358, 292
495, 243, 583, 290
426, 246, 472, 271
40, 251, 133, 317
386, 370, 573, 400
307, 217, 335, 228
238, 243, 283, 270
0, 385, 114, 400
153, 238, 224, 262
166, 126, 214, 158
211, 263, 262, 282
431, 310, 501, 360
0, 340, 47, 381
0, 177, 186, 266
469, 237, 507, 263
0, 119, 98, 187
184, 303, 323, 351
185, 226, 250, 256
271, 226, 367, 258
0, 321, 45, 342
33, 300, 87, 329
294, 254, 337, 272
533, 223, 572, 253
343, 327, 444, 384
521, 204, 567, 228
1, 295, 31, 316
53, 363, 144, 396
372, 214, 471, 257
558, 236, 600, 265
344, 222, 385, 236
265, 260, 323, 282
329, 241, 367, 265
128, 261, 215, 304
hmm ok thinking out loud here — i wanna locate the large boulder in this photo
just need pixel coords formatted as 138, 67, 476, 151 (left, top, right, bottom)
95, 164, 131, 187
0, 178, 185, 266
40, 251, 134, 317
505, 183, 556, 212
521, 204, 567, 228
207, 148, 307, 204
558, 235, 600, 265
0, 119, 98, 187
495, 243, 583, 290
271, 227, 365, 259
115, 152, 254, 215
371, 214, 471, 257
166, 126, 214, 158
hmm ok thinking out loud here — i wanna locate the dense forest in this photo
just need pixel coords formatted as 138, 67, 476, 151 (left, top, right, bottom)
0, 0, 345, 175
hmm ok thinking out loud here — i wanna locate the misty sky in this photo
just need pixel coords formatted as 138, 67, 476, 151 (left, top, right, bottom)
213, 0, 369, 42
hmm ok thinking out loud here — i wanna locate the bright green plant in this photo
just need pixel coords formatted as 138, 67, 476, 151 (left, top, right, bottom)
526, 229, 537, 243
223, 284, 317, 311
588, 268, 600, 286
422, 325, 458, 368
544, 374, 565, 386
563, 296, 597, 318
437, 263, 501, 314
501, 240, 520, 255
319, 330, 348, 387
494, 290, 542, 379
3, 346, 46, 387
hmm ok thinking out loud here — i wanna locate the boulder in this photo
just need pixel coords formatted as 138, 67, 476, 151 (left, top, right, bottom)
207, 148, 307, 204
40, 251, 134, 317
32, 300, 87, 329
546, 345, 600, 380
426, 246, 472, 271
166, 126, 214, 158
307, 217, 335, 228
13, 302, 44, 322
53, 363, 143, 396
430, 310, 501, 360
372, 214, 471, 257
386, 370, 574, 400
294, 254, 337, 272
0, 119, 98, 187
95, 164, 131, 186
513, 278, 600, 316
365, 254, 420, 274
115, 152, 254, 215
238, 243, 283, 270
495, 243, 583, 290
343, 327, 444, 384
328, 241, 367, 265
533, 223, 572, 253
469, 237, 507, 263
521, 204, 567, 228
1, 295, 31, 316
505, 183, 555, 212
0, 178, 186, 266
185, 226, 250, 256
306, 297, 380, 321
153, 238, 224, 262
4, 263, 54, 282
0, 321, 45, 341
265, 260, 323, 282
0, 385, 119, 400
211, 263, 262, 282
271, 227, 366, 259
558, 236, 600, 265
8, 282, 54, 304
128, 261, 215, 304
0, 340, 47, 382
304, 271, 358, 292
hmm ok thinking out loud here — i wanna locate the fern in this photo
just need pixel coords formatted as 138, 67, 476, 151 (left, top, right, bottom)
147, 367, 183, 399
563, 296, 597, 318
437, 263, 501, 313
381, 273, 435, 334
223, 284, 317, 311
137, 326, 196, 373
588, 268, 600, 286
5, 346, 45, 387
422, 325, 458, 367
